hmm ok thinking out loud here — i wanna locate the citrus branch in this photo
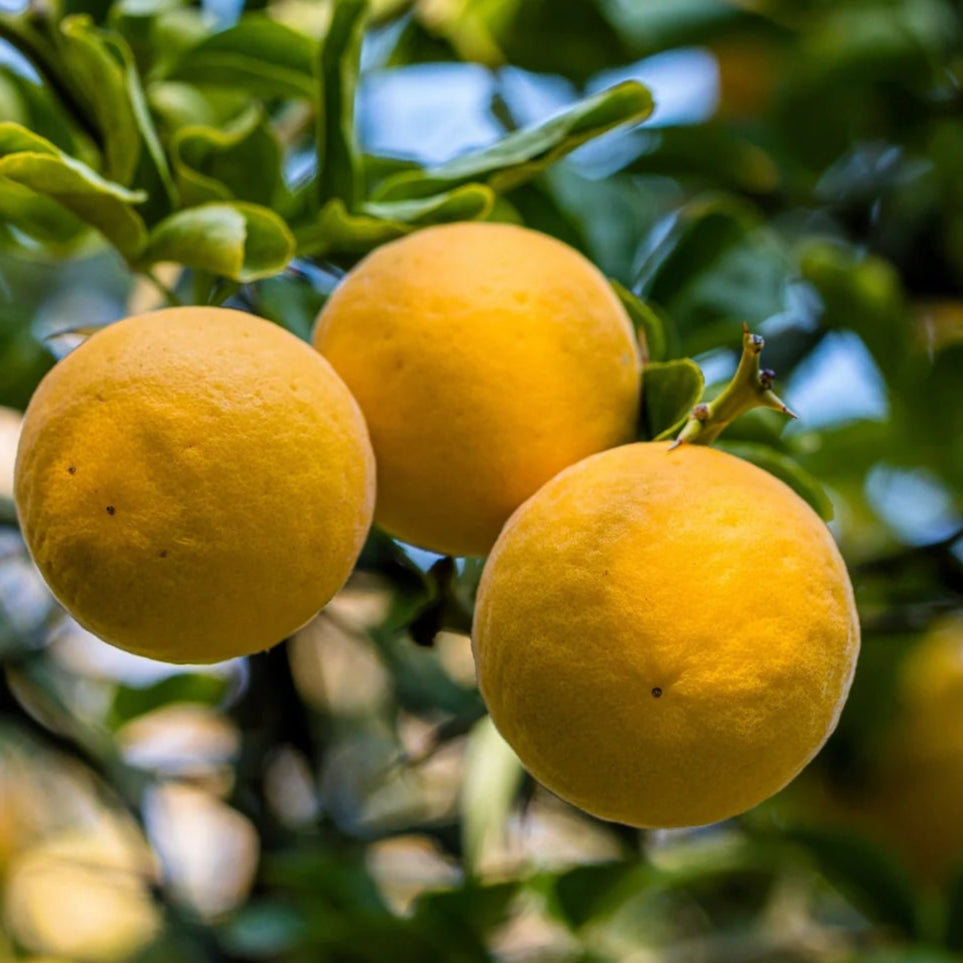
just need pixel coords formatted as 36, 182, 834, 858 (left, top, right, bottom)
673, 324, 796, 447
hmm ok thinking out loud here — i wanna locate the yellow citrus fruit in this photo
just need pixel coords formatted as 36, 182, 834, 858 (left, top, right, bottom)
15, 307, 375, 664
851, 616, 963, 883
473, 442, 860, 828
313, 222, 642, 557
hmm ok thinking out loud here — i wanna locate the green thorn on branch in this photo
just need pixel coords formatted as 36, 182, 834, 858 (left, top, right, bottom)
673, 323, 796, 448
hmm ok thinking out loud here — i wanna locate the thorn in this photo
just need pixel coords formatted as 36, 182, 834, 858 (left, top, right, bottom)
668, 437, 683, 451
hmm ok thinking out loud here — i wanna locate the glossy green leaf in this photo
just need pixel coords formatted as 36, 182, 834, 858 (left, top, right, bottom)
461, 716, 524, 874
717, 441, 835, 521
171, 106, 286, 208
108, 672, 229, 729
316, 0, 366, 209
0, 122, 147, 256
641, 358, 705, 440
168, 16, 317, 99
57, 15, 175, 221
295, 186, 493, 257
57, 14, 140, 185
295, 198, 409, 257
611, 280, 667, 363
362, 184, 494, 225
374, 81, 654, 201
0, 178, 86, 246
785, 826, 920, 938
140, 202, 294, 281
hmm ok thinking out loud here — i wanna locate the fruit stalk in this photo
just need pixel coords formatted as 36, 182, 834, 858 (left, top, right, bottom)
674, 323, 796, 447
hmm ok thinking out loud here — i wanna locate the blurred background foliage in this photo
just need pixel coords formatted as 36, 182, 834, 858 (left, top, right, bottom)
0, 0, 962, 960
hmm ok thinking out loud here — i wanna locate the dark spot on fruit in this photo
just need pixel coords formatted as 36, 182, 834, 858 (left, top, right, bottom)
159, 550, 168, 558
67, 466, 76, 474
106, 506, 115, 515
651, 687, 663, 698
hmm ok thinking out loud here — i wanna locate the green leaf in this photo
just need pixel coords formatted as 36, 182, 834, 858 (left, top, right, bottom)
295, 198, 409, 257
56, 14, 141, 185
411, 880, 519, 954
374, 81, 654, 201
0, 122, 148, 256
549, 862, 642, 930
717, 441, 836, 522
0, 66, 88, 158
0, 11, 99, 146
641, 358, 705, 440
362, 184, 494, 225
169, 16, 317, 99
294, 185, 494, 257
57, 15, 176, 221
0, 178, 86, 246
316, 0, 366, 209
635, 195, 788, 354
611, 280, 666, 363
148, 81, 250, 134
170, 106, 287, 208
785, 825, 920, 939
141, 202, 294, 281
461, 716, 524, 874
108, 672, 229, 729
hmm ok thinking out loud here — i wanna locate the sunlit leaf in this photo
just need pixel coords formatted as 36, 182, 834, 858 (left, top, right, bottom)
0, 122, 148, 256
140, 201, 294, 281
295, 186, 493, 257
374, 81, 654, 200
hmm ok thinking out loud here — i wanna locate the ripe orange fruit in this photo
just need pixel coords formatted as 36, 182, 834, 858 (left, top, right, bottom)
313, 222, 642, 557
473, 442, 860, 828
846, 616, 963, 883
15, 307, 375, 664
